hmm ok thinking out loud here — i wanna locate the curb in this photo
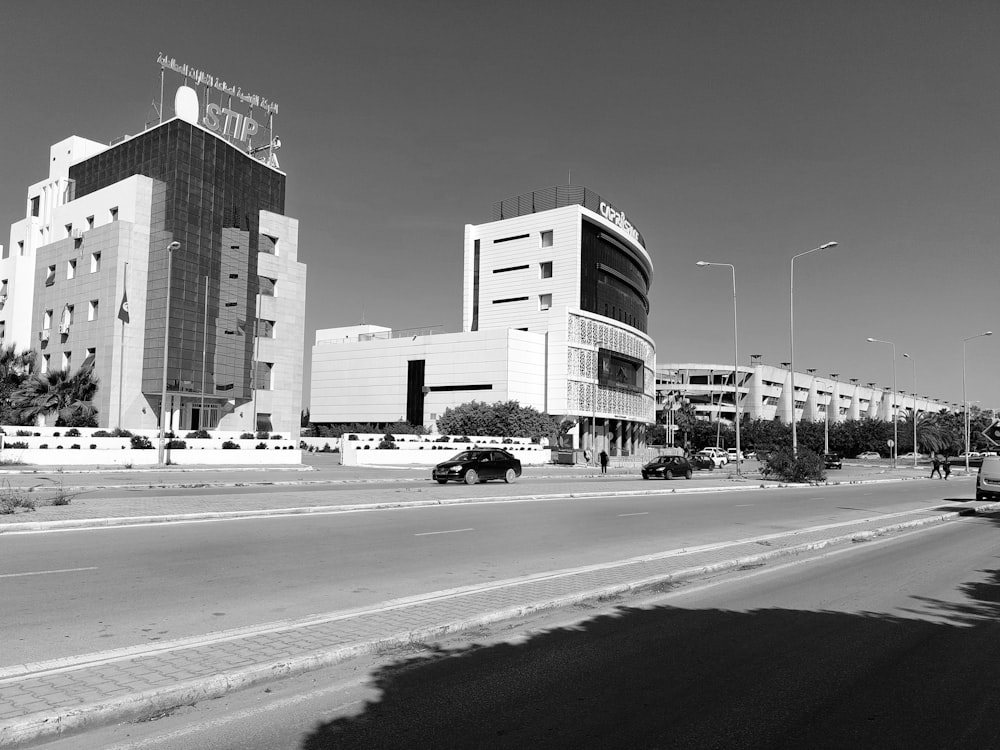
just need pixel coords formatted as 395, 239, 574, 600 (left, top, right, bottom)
5, 499, 998, 748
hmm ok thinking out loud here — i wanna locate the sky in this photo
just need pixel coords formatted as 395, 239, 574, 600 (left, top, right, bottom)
2, 0, 998, 412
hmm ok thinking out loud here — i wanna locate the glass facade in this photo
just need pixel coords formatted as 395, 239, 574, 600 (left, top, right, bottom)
579, 219, 650, 333
69, 120, 285, 402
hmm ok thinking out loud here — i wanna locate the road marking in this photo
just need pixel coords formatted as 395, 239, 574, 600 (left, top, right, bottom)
735, 504, 754, 507
617, 512, 649, 517
414, 528, 475, 536
0, 566, 97, 579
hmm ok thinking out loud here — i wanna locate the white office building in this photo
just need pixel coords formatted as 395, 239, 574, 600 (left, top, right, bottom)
311, 185, 657, 456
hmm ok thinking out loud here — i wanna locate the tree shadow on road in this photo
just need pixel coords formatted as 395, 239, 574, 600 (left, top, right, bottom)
301, 515, 1000, 749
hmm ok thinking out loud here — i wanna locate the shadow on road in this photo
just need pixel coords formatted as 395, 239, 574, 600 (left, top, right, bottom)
300, 513, 1000, 749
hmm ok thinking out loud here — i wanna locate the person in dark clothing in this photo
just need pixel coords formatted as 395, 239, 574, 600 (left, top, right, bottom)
930, 454, 942, 479
942, 455, 952, 480
599, 450, 609, 474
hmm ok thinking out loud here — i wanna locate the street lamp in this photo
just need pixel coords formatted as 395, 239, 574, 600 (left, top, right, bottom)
157, 240, 182, 465
963, 331, 993, 471
696, 261, 741, 475
902, 353, 917, 468
866, 337, 897, 469
790, 242, 838, 454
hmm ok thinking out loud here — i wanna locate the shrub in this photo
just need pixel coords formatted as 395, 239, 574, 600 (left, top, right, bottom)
111, 428, 133, 438
53, 432, 60, 437
186, 430, 211, 439
130, 434, 153, 449
93, 430, 112, 437
760, 447, 825, 483
378, 433, 397, 450
436, 435, 450, 443
39, 443, 48, 449
222, 440, 240, 449
16, 430, 32, 437
256, 430, 270, 440
255, 442, 268, 450
240, 432, 254, 440
70, 444, 81, 449
5, 441, 28, 449
90, 444, 97, 449
270, 434, 282, 440
0, 484, 36, 514
166, 440, 187, 449
65, 428, 81, 438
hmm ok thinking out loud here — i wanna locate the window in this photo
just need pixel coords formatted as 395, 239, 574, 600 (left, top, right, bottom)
256, 413, 273, 432
540, 230, 553, 247
256, 319, 275, 338
41, 354, 49, 374
45, 265, 55, 286
43, 310, 52, 330
254, 361, 274, 390
66, 259, 76, 279
65, 223, 73, 238
493, 233, 530, 244
540, 262, 553, 279
86, 215, 94, 230
62, 351, 71, 371
260, 234, 278, 255
1, 245, 7, 260
259, 276, 276, 296
539, 293, 552, 311
30, 196, 40, 217
90, 252, 101, 273
17, 241, 24, 256
109, 206, 118, 221
0, 278, 7, 297
0, 321, 4, 341
88, 299, 99, 321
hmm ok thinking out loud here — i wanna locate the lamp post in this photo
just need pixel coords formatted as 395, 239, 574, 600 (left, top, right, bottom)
866, 337, 897, 469
157, 241, 182, 465
827, 373, 839, 454
790, 242, 838, 454
902, 354, 917, 467
963, 331, 993, 471
696, 261, 741, 476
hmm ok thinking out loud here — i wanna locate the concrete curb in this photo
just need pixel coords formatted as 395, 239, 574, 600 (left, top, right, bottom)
5, 499, 998, 748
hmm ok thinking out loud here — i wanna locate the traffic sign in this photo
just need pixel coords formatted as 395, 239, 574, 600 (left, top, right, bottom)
983, 420, 1000, 446
886, 439, 895, 447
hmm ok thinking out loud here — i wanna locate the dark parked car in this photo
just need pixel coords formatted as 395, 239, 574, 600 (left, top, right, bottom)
688, 453, 715, 471
433, 449, 522, 485
824, 453, 843, 469
641, 455, 694, 480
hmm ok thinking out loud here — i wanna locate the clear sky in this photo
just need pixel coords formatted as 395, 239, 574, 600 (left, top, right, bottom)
2, 0, 998, 412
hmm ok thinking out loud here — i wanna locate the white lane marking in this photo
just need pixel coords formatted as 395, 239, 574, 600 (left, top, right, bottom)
735, 504, 754, 507
414, 528, 475, 536
618, 512, 649, 517
0, 566, 97, 579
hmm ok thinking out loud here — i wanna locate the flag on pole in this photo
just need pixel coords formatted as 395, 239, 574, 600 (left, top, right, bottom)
117, 291, 130, 324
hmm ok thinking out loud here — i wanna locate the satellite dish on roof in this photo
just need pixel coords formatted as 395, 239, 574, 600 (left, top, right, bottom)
174, 85, 199, 124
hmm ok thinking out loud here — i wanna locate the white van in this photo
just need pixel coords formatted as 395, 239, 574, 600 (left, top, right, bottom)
976, 456, 1000, 501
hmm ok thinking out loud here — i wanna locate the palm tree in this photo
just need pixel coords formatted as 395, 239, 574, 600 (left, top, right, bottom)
11, 363, 99, 426
0, 345, 37, 425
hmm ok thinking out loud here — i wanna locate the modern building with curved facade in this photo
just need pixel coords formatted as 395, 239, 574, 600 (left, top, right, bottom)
311, 185, 657, 456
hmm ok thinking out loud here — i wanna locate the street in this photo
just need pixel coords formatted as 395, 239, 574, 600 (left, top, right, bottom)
33, 505, 1000, 749
2, 478, 974, 666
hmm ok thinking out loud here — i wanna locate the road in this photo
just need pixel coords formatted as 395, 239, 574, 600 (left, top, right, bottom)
35, 506, 1000, 749
2, 478, 976, 666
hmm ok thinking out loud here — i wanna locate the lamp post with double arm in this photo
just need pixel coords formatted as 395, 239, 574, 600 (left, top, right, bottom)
157, 241, 182, 465
866, 337, 897, 469
902, 353, 917, 468
963, 331, 993, 471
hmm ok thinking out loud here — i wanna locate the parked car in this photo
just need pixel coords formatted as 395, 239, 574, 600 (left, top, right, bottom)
823, 453, 843, 469
857, 451, 881, 460
976, 456, 1000, 501
689, 453, 716, 470
696, 447, 729, 467
641, 455, 694, 480
432, 449, 522, 485
898, 452, 924, 460
726, 448, 744, 462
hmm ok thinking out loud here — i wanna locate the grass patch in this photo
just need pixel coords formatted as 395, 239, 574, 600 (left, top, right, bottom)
0, 483, 36, 514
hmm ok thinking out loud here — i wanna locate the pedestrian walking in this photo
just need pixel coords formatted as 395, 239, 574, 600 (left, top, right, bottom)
599, 449, 609, 474
930, 454, 942, 479
943, 455, 952, 480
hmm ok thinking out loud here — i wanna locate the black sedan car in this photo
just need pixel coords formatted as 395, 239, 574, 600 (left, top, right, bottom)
433, 449, 522, 485
823, 453, 843, 469
641, 455, 694, 480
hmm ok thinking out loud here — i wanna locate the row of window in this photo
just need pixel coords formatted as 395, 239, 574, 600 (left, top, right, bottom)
45, 253, 102, 285
39, 348, 96, 374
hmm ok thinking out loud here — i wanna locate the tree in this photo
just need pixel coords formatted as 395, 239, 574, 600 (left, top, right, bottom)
0, 345, 37, 425
12, 362, 99, 427
436, 401, 559, 441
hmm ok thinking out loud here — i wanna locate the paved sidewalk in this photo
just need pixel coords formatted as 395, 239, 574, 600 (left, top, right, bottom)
2, 496, 996, 747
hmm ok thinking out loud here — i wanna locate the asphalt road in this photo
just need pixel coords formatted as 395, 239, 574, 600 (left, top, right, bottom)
3, 479, 976, 667
37, 506, 1000, 749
